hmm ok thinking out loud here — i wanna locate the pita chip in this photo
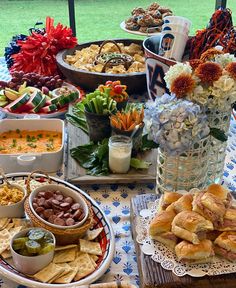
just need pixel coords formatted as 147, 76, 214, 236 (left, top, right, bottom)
33, 263, 64, 283
1, 249, 12, 259
89, 254, 99, 262
0, 219, 10, 230
79, 239, 102, 256
84, 227, 103, 241
55, 244, 77, 251
0, 229, 11, 254
74, 253, 96, 281
50, 263, 72, 283
53, 263, 75, 284
53, 247, 77, 263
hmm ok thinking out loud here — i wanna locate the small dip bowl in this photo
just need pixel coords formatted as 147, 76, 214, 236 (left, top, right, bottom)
0, 182, 27, 218
10, 227, 55, 275
29, 184, 89, 230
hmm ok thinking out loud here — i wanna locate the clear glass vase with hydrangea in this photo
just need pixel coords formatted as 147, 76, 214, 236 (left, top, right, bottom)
164, 48, 236, 184
144, 93, 210, 193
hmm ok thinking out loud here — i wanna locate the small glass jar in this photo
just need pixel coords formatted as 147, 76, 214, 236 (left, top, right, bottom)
108, 135, 132, 174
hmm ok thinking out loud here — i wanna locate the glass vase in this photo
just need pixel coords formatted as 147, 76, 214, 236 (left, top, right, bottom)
156, 137, 210, 193
207, 108, 232, 184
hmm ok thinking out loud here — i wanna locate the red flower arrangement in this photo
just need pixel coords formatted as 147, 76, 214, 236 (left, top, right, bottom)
11, 17, 77, 76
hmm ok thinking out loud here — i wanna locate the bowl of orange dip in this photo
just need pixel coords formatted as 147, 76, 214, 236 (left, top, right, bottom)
0, 119, 64, 173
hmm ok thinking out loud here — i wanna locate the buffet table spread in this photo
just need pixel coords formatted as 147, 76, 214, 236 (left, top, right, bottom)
0, 49, 236, 288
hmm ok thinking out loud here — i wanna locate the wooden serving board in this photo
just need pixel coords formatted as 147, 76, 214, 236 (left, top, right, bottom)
65, 120, 158, 184
130, 194, 236, 288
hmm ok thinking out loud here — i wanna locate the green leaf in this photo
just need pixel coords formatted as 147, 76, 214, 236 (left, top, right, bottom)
66, 114, 88, 134
70, 139, 109, 176
141, 134, 159, 151
210, 128, 227, 142
130, 158, 151, 169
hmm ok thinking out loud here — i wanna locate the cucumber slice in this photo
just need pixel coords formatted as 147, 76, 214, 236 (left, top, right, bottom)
33, 95, 46, 113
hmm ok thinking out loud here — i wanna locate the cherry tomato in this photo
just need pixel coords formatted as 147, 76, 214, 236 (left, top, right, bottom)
113, 85, 123, 94
105, 80, 113, 86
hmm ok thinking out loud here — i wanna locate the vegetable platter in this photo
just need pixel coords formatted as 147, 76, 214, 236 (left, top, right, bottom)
0, 172, 115, 288
0, 71, 82, 118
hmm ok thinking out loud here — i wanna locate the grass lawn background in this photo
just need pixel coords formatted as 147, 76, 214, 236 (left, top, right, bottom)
0, 0, 236, 56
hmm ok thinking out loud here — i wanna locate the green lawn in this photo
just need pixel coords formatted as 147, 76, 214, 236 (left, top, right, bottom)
0, 0, 236, 56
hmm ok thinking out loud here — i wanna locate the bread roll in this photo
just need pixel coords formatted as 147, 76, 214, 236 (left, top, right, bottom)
175, 239, 214, 264
149, 210, 176, 236
172, 211, 213, 244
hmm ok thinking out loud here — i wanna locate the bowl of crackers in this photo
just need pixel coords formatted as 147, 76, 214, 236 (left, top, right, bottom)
0, 173, 27, 218
56, 39, 147, 94
10, 227, 56, 275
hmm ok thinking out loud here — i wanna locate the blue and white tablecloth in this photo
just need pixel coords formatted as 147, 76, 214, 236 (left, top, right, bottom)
0, 57, 236, 288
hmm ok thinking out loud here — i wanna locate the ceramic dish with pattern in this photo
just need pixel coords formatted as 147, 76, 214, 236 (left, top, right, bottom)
0, 172, 115, 288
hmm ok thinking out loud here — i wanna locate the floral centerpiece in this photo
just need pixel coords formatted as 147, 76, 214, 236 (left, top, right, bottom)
164, 50, 236, 111
163, 48, 236, 184
144, 94, 210, 192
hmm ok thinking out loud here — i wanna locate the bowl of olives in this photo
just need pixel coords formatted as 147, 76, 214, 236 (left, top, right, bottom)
10, 228, 55, 275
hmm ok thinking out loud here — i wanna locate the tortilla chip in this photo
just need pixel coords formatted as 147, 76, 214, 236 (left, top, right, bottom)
73, 253, 96, 281
1, 249, 12, 259
84, 227, 103, 241
0, 229, 11, 254
89, 254, 99, 262
53, 247, 77, 263
0, 219, 10, 230
79, 239, 102, 256
55, 244, 77, 251
33, 263, 64, 283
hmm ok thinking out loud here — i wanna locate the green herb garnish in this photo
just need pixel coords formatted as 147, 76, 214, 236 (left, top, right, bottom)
37, 134, 43, 139
10, 139, 17, 148
0, 146, 5, 151
27, 143, 37, 148
16, 129, 20, 134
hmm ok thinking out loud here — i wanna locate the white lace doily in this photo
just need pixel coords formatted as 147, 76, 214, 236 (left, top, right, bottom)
136, 200, 236, 277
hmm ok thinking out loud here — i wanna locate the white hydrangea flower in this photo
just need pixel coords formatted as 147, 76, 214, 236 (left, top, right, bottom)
213, 75, 235, 92
214, 53, 236, 68
164, 63, 192, 89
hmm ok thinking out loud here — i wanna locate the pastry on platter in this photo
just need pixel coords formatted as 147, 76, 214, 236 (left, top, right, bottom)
149, 210, 178, 250
172, 211, 213, 244
175, 239, 214, 264
206, 183, 232, 208
192, 191, 226, 228
214, 231, 236, 261
166, 194, 193, 214
218, 208, 236, 231
159, 191, 182, 211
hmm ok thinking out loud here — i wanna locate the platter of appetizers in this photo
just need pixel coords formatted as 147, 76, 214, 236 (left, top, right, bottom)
0, 171, 115, 287
0, 71, 82, 118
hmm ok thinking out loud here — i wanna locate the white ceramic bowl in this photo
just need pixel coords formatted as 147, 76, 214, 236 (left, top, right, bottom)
0, 183, 26, 218
10, 228, 56, 275
29, 184, 89, 230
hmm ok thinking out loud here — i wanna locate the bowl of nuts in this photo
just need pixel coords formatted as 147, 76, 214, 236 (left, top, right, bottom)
29, 184, 89, 230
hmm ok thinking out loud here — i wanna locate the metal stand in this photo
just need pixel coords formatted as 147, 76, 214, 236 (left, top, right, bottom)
68, 0, 76, 36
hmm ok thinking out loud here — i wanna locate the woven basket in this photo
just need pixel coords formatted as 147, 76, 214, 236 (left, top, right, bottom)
89, 281, 136, 288
24, 171, 94, 245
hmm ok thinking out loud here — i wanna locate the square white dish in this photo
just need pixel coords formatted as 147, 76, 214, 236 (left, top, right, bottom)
0, 119, 64, 173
